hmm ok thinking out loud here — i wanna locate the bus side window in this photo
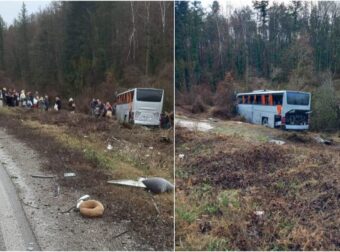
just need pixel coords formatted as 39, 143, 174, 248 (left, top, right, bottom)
269, 95, 273, 106
242, 96, 245, 104
261, 95, 265, 105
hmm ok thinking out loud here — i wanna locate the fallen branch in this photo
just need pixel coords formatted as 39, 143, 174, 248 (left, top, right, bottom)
60, 206, 75, 214
113, 230, 129, 239
22, 201, 39, 209
149, 193, 160, 215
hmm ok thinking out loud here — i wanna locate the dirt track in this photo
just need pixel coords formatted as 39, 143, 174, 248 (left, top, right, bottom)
0, 108, 174, 250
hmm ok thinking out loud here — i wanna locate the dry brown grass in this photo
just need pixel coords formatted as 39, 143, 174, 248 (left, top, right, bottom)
175, 126, 340, 250
0, 107, 174, 250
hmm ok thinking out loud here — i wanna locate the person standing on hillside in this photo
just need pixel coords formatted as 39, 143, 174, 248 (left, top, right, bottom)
20, 90, 26, 107
90, 98, 97, 116
44, 95, 49, 111
68, 98, 76, 113
0, 88, 3, 107
104, 101, 113, 117
55, 97, 62, 111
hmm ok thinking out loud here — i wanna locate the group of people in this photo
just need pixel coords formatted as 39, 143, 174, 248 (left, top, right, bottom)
90, 98, 114, 118
0, 87, 67, 112
1, 87, 172, 128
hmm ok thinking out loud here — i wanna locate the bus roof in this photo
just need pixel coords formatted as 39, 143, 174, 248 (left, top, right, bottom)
236, 90, 310, 96
117, 87, 164, 96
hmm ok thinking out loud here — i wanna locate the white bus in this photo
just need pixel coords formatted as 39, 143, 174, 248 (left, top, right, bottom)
115, 88, 164, 126
236, 90, 311, 130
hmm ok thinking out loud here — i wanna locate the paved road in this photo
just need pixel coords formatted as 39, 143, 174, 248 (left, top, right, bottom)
0, 148, 40, 251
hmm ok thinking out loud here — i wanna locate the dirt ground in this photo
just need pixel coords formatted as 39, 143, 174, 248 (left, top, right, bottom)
175, 113, 340, 250
0, 107, 174, 250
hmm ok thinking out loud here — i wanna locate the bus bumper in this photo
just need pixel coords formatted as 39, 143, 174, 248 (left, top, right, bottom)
134, 120, 160, 126
285, 125, 309, 130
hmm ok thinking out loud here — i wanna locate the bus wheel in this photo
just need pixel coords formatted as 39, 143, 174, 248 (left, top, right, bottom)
262, 117, 269, 127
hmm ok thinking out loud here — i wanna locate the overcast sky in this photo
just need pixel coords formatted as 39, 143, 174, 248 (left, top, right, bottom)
0, 1, 51, 25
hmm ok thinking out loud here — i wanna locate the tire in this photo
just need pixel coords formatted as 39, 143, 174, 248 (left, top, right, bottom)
79, 200, 104, 218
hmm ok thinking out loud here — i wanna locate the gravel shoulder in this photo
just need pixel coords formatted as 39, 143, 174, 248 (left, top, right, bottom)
0, 128, 152, 251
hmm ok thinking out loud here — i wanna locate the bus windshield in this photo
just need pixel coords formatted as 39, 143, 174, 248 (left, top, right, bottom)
136, 89, 163, 102
287, 92, 309, 106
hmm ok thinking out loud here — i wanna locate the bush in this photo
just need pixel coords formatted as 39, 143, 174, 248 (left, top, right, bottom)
211, 106, 232, 119
213, 81, 237, 116
191, 95, 207, 114
311, 78, 340, 131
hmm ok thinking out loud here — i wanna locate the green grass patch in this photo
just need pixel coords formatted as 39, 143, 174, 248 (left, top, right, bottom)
207, 238, 230, 250
218, 189, 240, 208
176, 207, 198, 224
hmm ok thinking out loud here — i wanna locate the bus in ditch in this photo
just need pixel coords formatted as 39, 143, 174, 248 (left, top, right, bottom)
115, 88, 164, 126
236, 90, 311, 130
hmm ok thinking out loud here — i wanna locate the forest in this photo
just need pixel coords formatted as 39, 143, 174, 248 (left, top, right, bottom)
175, 1, 340, 130
0, 1, 173, 111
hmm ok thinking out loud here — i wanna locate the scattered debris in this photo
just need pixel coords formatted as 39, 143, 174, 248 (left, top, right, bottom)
79, 200, 104, 218
113, 230, 129, 239
160, 136, 171, 143
64, 172, 76, 177
107, 179, 146, 188
31, 174, 55, 179
254, 210, 264, 216
149, 146, 154, 150
313, 135, 333, 145
149, 194, 161, 215
76, 194, 91, 209
107, 144, 113, 150
26, 242, 34, 251
178, 154, 185, 160
141, 177, 174, 194
83, 135, 88, 138
54, 184, 60, 197
22, 201, 39, 209
108, 177, 174, 194
60, 205, 76, 214
269, 139, 285, 145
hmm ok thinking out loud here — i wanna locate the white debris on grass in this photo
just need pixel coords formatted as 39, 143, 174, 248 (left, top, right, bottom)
269, 139, 285, 145
107, 179, 146, 188
254, 210, 264, 216
107, 144, 113, 150
64, 172, 76, 177
178, 154, 185, 159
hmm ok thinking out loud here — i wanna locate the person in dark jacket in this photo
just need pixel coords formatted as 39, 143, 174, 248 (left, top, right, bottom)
44, 95, 49, 111
55, 97, 62, 111
90, 98, 97, 116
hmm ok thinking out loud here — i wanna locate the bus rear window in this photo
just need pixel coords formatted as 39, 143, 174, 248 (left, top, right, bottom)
136, 89, 163, 102
287, 92, 309, 105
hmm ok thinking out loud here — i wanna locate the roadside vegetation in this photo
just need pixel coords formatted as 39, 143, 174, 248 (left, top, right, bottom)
0, 107, 174, 250
175, 125, 339, 250
175, 1, 340, 249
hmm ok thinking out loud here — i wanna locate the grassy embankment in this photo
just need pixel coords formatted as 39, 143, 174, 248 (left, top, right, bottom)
175, 115, 339, 250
